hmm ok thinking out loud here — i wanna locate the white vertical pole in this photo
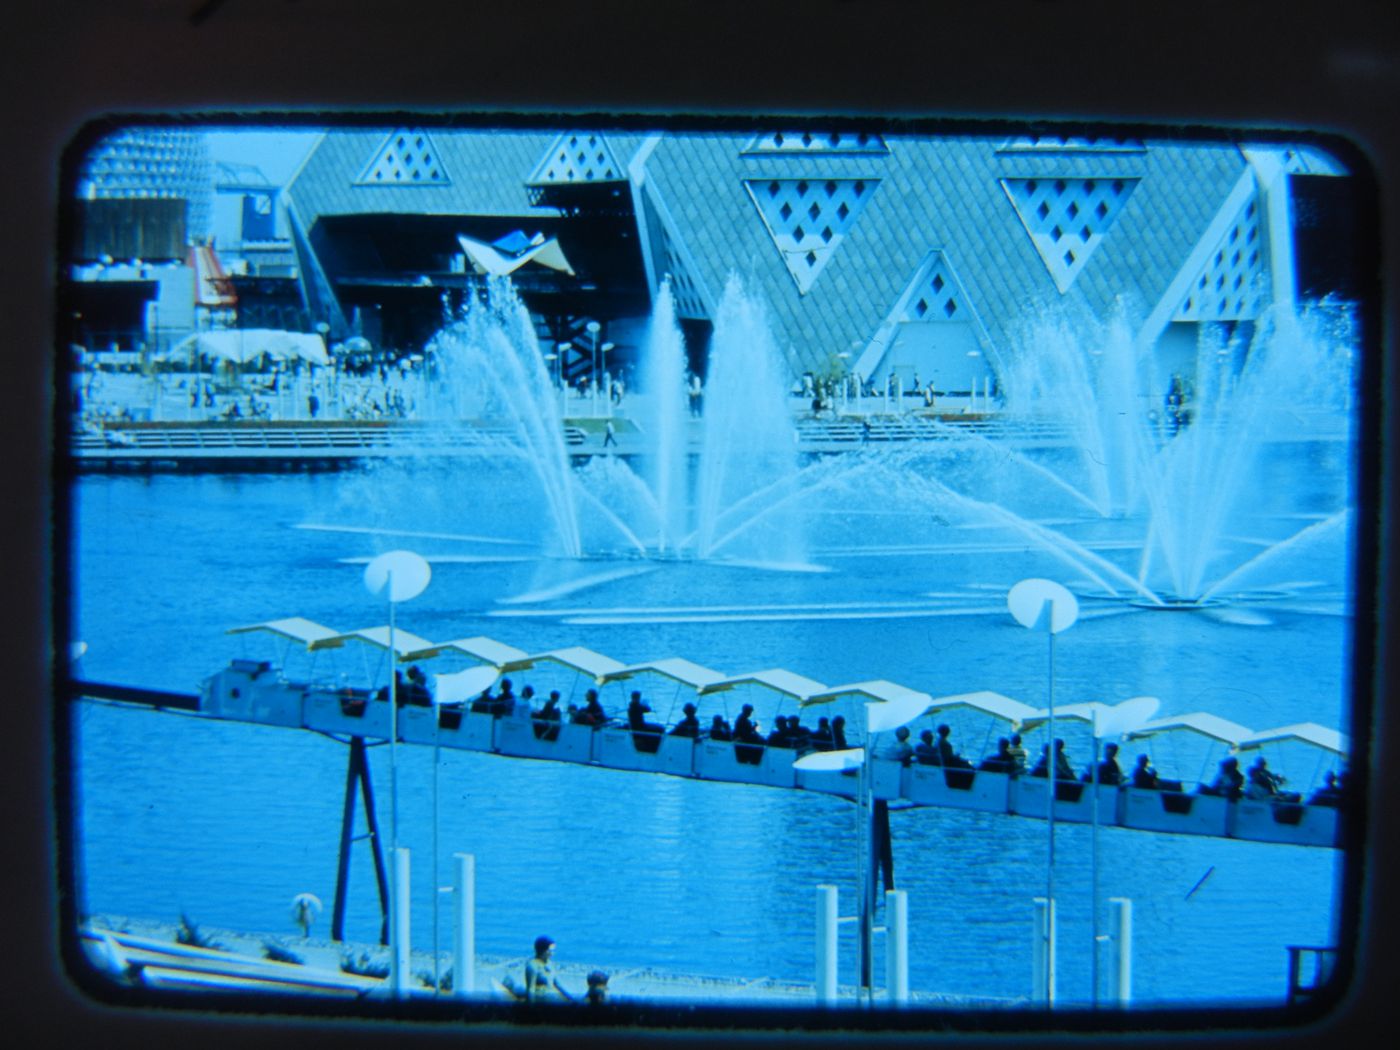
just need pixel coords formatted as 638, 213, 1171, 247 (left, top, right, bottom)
1044, 630, 1056, 1008
1032, 896, 1056, 1005
1108, 897, 1132, 1006
1091, 710, 1100, 1006
391, 847, 411, 997
815, 884, 838, 1004
885, 889, 909, 1005
454, 853, 476, 998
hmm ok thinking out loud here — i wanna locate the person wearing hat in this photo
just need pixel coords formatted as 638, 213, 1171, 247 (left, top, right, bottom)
524, 935, 574, 1002
670, 702, 701, 738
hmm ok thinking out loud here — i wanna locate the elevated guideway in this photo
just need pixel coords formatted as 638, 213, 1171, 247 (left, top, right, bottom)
68, 618, 1350, 852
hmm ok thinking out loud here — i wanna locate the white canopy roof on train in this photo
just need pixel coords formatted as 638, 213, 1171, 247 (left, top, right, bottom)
1019, 701, 1110, 732
1237, 722, 1349, 755
921, 690, 1039, 726
803, 680, 933, 707
600, 657, 727, 689
521, 646, 627, 680
406, 635, 530, 666
228, 617, 345, 649
699, 669, 828, 701
1127, 712, 1254, 746
319, 626, 442, 660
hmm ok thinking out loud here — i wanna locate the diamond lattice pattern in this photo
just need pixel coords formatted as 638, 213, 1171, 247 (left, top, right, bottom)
530, 134, 622, 184
357, 130, 451, 185
745, 178, 879, 294
1002, 177, 1139, 291
900, 255, 968, 322
746, 131, 889, 154
1001, 135, 1144, 151
1174, 195, 1265, 321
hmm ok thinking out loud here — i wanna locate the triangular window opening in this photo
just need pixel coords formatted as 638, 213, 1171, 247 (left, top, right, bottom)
744, 178, 879, 294
743, 131, 890, 155
1174, 195, 1266, 322
899, 254, 970, 323
355, 130, 451, 186
528, 133, 624, 185
1001, 177, 1140, 292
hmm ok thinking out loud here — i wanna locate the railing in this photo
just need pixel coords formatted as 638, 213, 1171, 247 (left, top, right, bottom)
1285, 945, 1337, 1005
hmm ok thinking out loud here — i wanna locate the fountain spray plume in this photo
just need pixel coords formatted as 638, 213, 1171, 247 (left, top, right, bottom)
426, 278, 583, 557
638, 278, 690, 553
693, 274, 806, 562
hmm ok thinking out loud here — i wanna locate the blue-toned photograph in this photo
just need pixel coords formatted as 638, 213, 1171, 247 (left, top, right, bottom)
63, 123, 1362, 1014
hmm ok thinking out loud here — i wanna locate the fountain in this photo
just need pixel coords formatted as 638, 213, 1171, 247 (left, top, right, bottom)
338, 275, 1354, 618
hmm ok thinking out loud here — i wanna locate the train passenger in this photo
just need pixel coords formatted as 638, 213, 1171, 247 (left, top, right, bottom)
831, 715, 849, 750
670, 702, 701, 738
574, 688, 608, 727
936, 724, 972, 769
810, 717, 834, 751
978, 738, 1015, 774
914, 729, 941, 766
1200, 756, 1244, 800
627, 690, 665, 752
1031, 739, 1075, 780
1007, 733, 1029, 775
766, 716, 793, 748
879, 726, 914, 766
534, 690, 563, 741
1246, 756, 1299, 802
734, 703, 765, 765
516, 684, 536, 719
494, 678, 516, 717
709, 714, 733, 741
788, 717, 814, 752
1131, 753, 1160, 790
1087, 742, 1124, 785
405, 665, 432, 706
471, 687, 495, 714
1307, 771, 1342, 807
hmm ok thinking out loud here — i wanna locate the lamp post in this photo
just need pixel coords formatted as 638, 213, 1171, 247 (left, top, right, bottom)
1007, 578, 1079, 1007
793, 691, 928, 1005
363, 549, 432, 998
315, 322, 332, 417
586, 321, 602, 417
602, 342, 615, 418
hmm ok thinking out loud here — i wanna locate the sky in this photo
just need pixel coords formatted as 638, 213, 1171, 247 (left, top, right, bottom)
204, 128, 323, 185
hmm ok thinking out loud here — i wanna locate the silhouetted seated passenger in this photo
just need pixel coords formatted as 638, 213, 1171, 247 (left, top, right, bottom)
516, 684, 537, 719
878, 726, 914, 766
1307, 771, 1343, 807
915, 729, 941, 766
935, 724, 972, 769
1031, 739, 1076, 780
1086, 742, 1124, 785
831, 715, 848, 750
734, 704, 765, 764
1199, 756, 1245, 800
404, 665, 433, 706
766, 716, 793, 749
627, 690, 664, 752
1131, 753, 1160, 790
1007, 733, 1028, 775
709, 714, 733, 741
1245, 756, 1299, 802
789, 717, 814, 752
670, 702, 701, 738
470, 688, 495, 714
810, 717, 834, 751
573, 689, 608, 728
534, 690, 563, 741
493, 678, 516, 717
978, 738, 1015, 774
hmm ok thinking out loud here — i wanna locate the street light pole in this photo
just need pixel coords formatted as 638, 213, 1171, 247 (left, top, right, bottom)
586, 321, 602, 417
